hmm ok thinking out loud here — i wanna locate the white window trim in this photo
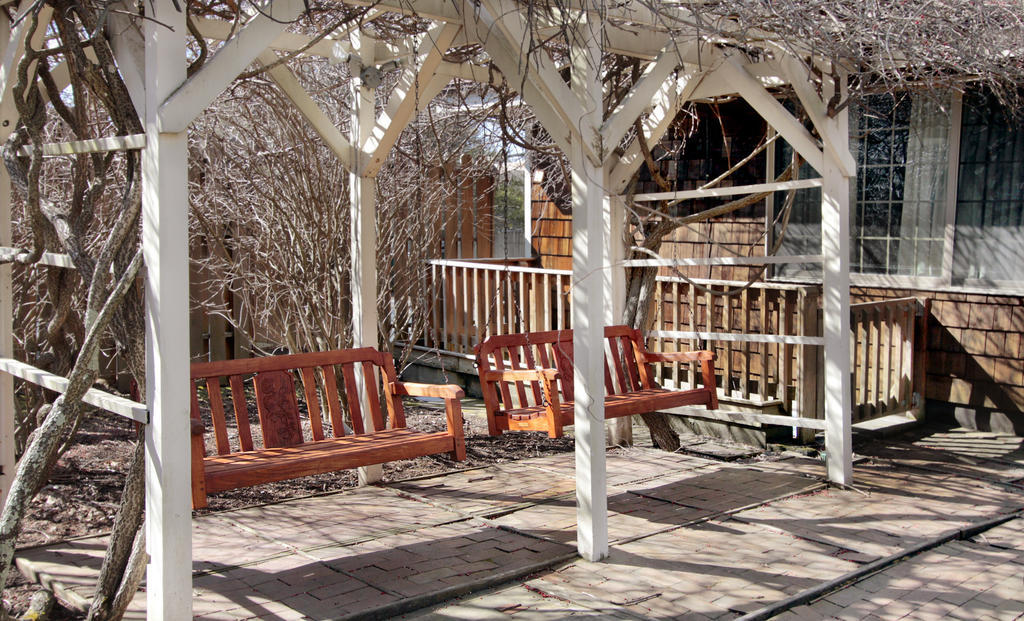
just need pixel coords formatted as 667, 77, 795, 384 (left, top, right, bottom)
772, 92, 1024, 295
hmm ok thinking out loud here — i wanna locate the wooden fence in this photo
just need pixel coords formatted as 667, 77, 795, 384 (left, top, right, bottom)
423, 258, 571, 355
421, 259, 926, 424
850, 297, 926, 423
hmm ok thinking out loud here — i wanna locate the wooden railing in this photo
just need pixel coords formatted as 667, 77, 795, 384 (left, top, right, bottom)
850, 297, 926, 423
423, 259, 571, 355
645, 278, 821, 424
421, 260, 926, 426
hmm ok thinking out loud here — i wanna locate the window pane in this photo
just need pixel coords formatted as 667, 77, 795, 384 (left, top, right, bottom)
953, 91, 1024, 282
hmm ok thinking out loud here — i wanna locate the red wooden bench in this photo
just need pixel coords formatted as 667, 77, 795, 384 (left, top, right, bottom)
189, 348, 465, 508
475, 326, 717, 438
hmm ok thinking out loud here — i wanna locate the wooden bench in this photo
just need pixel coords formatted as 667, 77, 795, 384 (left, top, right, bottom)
475, 326, 717, 438
189, 348, 465, 508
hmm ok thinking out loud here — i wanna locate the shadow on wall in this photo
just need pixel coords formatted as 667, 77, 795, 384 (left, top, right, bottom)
926, 320, 1024, 436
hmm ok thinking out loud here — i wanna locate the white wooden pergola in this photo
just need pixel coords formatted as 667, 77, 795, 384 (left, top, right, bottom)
0, 1, 854, 617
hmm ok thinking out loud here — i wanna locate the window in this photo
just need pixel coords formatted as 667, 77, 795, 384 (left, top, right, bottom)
852, 95, 949, 277
953, 91, 1024, 284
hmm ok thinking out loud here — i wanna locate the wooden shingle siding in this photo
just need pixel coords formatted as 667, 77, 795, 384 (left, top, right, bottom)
852, 287, 1024, 424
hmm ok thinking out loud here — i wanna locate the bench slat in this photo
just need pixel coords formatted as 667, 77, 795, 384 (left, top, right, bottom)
362, 361, 386, 431
229, 375, 254, 452
339, 363, 363, 435
203, 430, 455, 493
322, 364, 346, 437
205, 377, 231, 455
299, 366, 325, 441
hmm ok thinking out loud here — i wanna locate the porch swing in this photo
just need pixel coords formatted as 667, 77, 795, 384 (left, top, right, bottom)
471, 115, 720, 439
186, 61, 467, 511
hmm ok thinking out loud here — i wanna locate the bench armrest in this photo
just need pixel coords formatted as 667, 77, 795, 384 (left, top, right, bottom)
190, 418, 206, 436
642, 350, 715, 364
390, 381, 465, 400
479, 368, 560, 383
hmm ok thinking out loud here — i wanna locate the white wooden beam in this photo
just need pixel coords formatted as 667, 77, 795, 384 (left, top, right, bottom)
632, 178, 824, 202
257, 50, 353, 170
459, 0, 575, 156
570, 15, 608, 563
362, 22, 460, 177
0, 7, 17, 504
473, 0, 600, 164
349, 31, 382, 485
17, 134, 146, 157
190, 14, 398, 64
143, 1, 192, 617
105, 2, 146, 118
779, 57, 856, 177
0, 247, 75, 268
601, 41, 698, 157
609, 69, 706, 194
158, 0, 305, 132
0, 358, 148, 423
715, 54, 825, 174
620, 255, 823, 267
820, 73, 853, 486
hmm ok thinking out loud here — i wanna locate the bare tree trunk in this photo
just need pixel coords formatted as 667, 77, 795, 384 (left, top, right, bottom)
0, 251, 141, 608
621, 221, 681, 451
86, 434, 144, 621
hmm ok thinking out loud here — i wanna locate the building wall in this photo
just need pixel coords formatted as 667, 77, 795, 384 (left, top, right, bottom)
853, 286, 1024, 434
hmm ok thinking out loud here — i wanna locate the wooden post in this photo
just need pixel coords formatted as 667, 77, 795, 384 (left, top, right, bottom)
142, 1, 192, 617
0, 9, 16, 502
350, 30, 382, 485
606, 193, 631, 446
820, 73, 853, 486
796, 288, 819, 443
570, 17, 608, 563
912, 298, 930, 421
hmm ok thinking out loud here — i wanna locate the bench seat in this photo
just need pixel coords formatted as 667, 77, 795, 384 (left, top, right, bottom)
476, 326, 717, 438
202, 428, 459, 494
190, 348, 465, 507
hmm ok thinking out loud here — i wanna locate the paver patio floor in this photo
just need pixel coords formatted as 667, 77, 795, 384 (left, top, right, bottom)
15, 425, 1024, 619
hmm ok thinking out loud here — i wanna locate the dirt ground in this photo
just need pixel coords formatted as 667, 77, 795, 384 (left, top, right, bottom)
4, 404, 576, 618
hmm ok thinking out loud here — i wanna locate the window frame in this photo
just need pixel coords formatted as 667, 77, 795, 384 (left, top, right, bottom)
769, 92, 1024, 295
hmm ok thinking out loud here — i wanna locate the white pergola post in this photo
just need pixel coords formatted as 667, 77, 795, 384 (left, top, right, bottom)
350, 30, 382, 485
570, 18, 608, 563
605, 191, 631, 446
0, 12, 15, 502
821, 74, 853, 486
142, 1, 192, 618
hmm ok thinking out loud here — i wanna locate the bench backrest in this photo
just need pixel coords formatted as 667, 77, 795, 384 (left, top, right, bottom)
190, 348, 405, 456
475, 326, 655, 411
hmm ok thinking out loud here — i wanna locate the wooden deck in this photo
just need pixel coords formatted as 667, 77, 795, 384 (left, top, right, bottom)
15, 426, 1024, 620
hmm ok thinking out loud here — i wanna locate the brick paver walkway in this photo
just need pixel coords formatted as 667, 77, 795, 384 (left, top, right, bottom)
16, 425, 1024, 619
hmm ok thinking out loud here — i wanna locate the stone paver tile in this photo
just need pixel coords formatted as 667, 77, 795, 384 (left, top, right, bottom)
628, 467, 820, 514
796, 539, 1024, 621
746, 456, 828, 479
400, 582, 637, 619
190, 557, 387, 619
734, 464, 1024, 557
860, 442, 1024, 483
392, 463, 578, 516
491, 487, 712, 545
527, 518, 857, 618
973, 517, 1024, 553
519, 446, 716, 487
218, 485, 459, 551
192, 514, 294, 573
913, 428, 1024, 466
309, 520, 573, 602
